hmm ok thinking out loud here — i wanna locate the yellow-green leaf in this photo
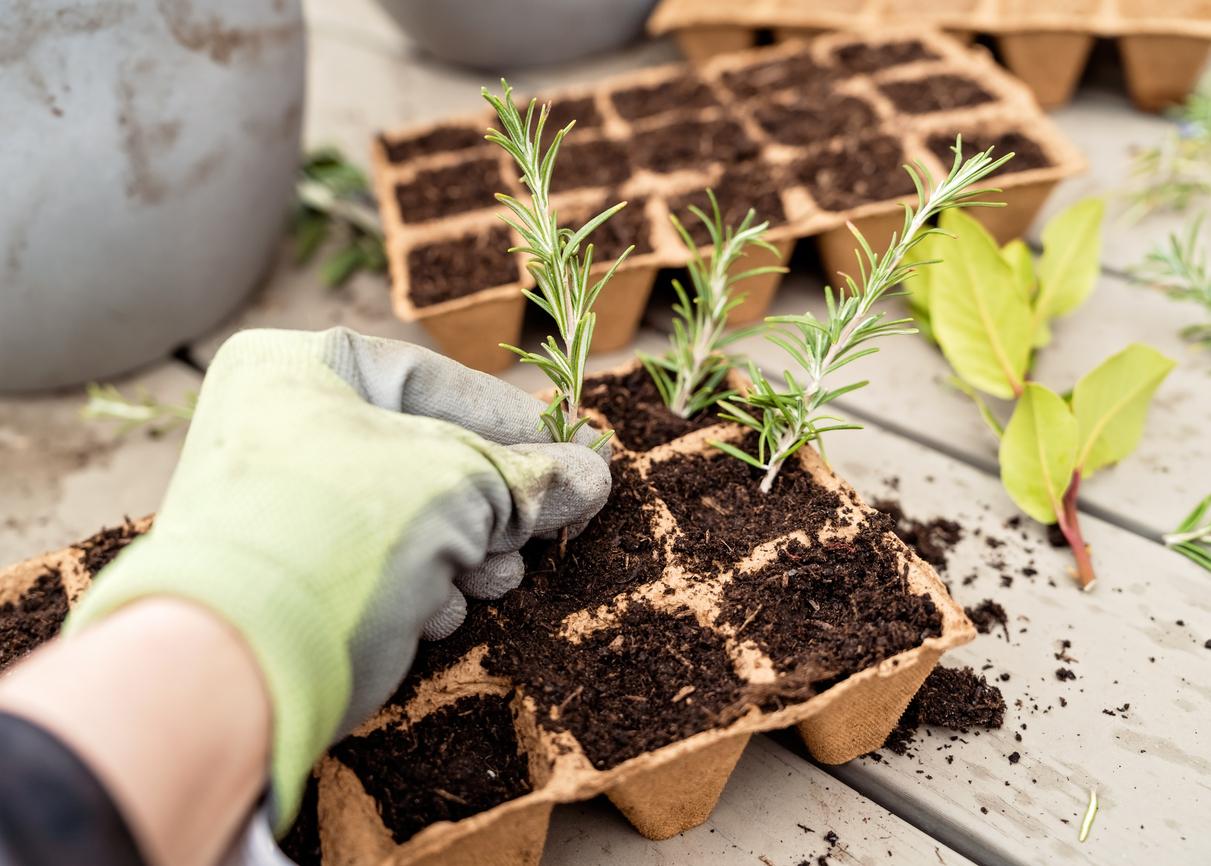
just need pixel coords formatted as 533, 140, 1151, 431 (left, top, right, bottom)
999, 383, 1078, 524
1035, 198, 1104, 326
930, 210, 1033, 399
1002, 239, 1037, 300
901, 230, 949, 340
1072, 343, 1175, 477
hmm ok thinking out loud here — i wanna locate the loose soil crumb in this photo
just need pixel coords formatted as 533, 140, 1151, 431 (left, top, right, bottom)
278, 775, 322, 866
1055, 667, 1076, 681
330, 693, 531, 844
79, 519, 143, 576
872, 498, 963, 572
881, 665, 1006, 754
580, 366, 719, 452
0, 569, 69, 672
965, 599, 1009, 640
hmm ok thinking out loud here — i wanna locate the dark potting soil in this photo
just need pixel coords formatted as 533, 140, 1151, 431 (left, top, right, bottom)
0, 569, 69, 673
407, 226, 518, 307
718, 535, 943, 680
330, 693, 532, 845
668, 162, 788, 249
794, 134, 917, 212
581, 365, 720, 452
379, 125, 487, 165
754, 94, 878, 146
871, 498, 962, 572
927, 130, 1052, 177
547, 139, 632, 194
610, 75, 719, 121
631, 119, 760, 175
576, 195, 653, 261
545, 96, 603, 132
965, 599, 1010, 640
879, 75, 996, 114
722, 54, 835, 101
881, 665, 1006, 754
278, 774, 322, 866
644, 435, 850, 572
393, 157, 503, 223
79, 519, 142, 577
831, 40, 939, 75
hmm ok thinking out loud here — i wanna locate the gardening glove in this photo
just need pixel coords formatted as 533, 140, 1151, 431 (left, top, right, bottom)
63, 327, 612, 835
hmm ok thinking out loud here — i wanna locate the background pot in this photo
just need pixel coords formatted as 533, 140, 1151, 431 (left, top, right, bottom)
373, 0, 658, 69
0, 0, 305, 392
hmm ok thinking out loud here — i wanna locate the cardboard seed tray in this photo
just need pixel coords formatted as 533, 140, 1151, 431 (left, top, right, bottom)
649, 0, 1211, 110
0, 365, 976, 866
373, 30, 1083, 373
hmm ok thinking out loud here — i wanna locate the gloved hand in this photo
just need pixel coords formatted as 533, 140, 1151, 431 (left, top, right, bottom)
64, 327, 611, 834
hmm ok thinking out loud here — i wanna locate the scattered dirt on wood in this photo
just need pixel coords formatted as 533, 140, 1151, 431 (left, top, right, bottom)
871, 498, 963, 572
0, 568, 68, 673
407, 226, 518, 307
881, 665, 1006, 755
965, 599, 1010, 640
580, 365, 718, 452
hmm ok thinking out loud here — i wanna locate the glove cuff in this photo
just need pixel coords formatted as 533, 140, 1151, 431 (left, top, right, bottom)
63, 530, 351, 835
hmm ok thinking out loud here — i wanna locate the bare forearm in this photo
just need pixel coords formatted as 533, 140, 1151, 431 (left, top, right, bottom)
0, 598, 272, 866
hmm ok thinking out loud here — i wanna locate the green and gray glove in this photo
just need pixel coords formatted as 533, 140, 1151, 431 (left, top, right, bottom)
65, 327, 612, 834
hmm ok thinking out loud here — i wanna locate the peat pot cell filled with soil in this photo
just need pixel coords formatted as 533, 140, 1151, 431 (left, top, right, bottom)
407, 226, 519, 307
631, 118, 760, 174
330, 693, 533, 845
880, 74, 997, 115
544, 95, 602, 132
610, 74, 719, 121
754, 94, 878, 146
669, 163, 787, 249
721, 54, 835, 101
581, 365, 721, 451
927, 130, 1052, 176
379, 124, 488, 165
546, 139, 633, 194
830, 40, 940, 75
393, 158, 503, 223
794, 134, 917, 212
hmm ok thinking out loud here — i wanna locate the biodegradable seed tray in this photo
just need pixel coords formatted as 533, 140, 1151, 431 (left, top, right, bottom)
372, 30, 1083, 373
0, 366, 977, 866
649, 0, 1211, 111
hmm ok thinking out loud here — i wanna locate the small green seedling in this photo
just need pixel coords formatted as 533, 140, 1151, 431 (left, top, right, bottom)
82, 383, 197, 436
1124, 89, 1211, 220
713, 138, 1014, 493
639, 192, 785, 419
1165, 494, 1211, 572
1134, 214, 1211, 348
293, 148, 387, 287
483, 81, 632, 449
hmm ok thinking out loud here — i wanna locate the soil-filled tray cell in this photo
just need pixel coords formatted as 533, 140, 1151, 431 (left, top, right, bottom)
793, 135, 917, 212
631, 118, 760, 174
830, 39, 941, 74
546, 139, 633, 194
667, 163, 788, 249
927, 129, 1052, 176
581, 366, 720, 452
394, 158, 504, 224
330, 693, 532, 844
379, 125, 489, 165
753, 93, 879, 146
406, 226, 519, 308
545, 95, 604, 132
879, 74, 997, 114
720, 53, 836, 100
610, 74, 720, 120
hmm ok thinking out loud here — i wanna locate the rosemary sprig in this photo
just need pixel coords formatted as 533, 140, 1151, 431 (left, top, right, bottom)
715, 138, 1014, 493
1164, 494, 1211, 571
639, 192, 786, 419
1134, 215, 1211, 348
483, 81, 631, 448
292, 148, 386, 287
81, 383, 196, 436
1124, 90, 1211, 220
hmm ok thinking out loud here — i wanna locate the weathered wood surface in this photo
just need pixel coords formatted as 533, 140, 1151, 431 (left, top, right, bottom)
542, 735, 976, 866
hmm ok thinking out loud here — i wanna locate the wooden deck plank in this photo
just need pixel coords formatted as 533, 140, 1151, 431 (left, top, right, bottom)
541, 735, 976, 866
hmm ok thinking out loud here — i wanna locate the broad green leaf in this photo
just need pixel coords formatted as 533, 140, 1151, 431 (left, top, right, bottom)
999, 383, 1078, 524
901, 230, 949, 337
929, 210, 1033, 399
1071, 343, 1175, 476
1034, 198, 1104, 326
1001, 239, 1037, 300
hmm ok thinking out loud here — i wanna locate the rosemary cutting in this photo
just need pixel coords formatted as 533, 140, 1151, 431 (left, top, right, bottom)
1134, 215, 1211, 348
483, 81, 631, 448
715, 138, 1013, 493
292, 148, 386, 287
1124, 89, 1211, 220
82, 383, 196, 436
1165, 494, 1211, 571
639, 192, 785, 419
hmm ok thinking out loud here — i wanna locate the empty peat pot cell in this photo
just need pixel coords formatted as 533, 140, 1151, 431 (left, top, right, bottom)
793, 134, 917, 212
329, 693, 533, 844
829, 39, 941, 75
718, 534, 943, 680
668, 163, 787, 249
753, 93, 879, 146
581, 366, 722, 451
610, 73, 719, 121
546, 138, 633, 193
926, 130, 1052, 176
879, 74, 997, 114
720, 52, 836, 101
379, 123, 488, 165
406, 226, 518, 307
631, 117, 760, 174
393, 157, 503, 223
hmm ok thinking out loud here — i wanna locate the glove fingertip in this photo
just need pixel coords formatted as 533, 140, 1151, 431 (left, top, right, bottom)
421, 589, 467, 641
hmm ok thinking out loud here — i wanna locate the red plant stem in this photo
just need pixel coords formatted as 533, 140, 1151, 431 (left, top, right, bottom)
1056, 470, 1097, 590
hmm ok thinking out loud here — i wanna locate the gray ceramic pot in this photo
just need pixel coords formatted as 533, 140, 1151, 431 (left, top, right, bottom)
376, 0, 658, 68
0, 0, 305, 392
